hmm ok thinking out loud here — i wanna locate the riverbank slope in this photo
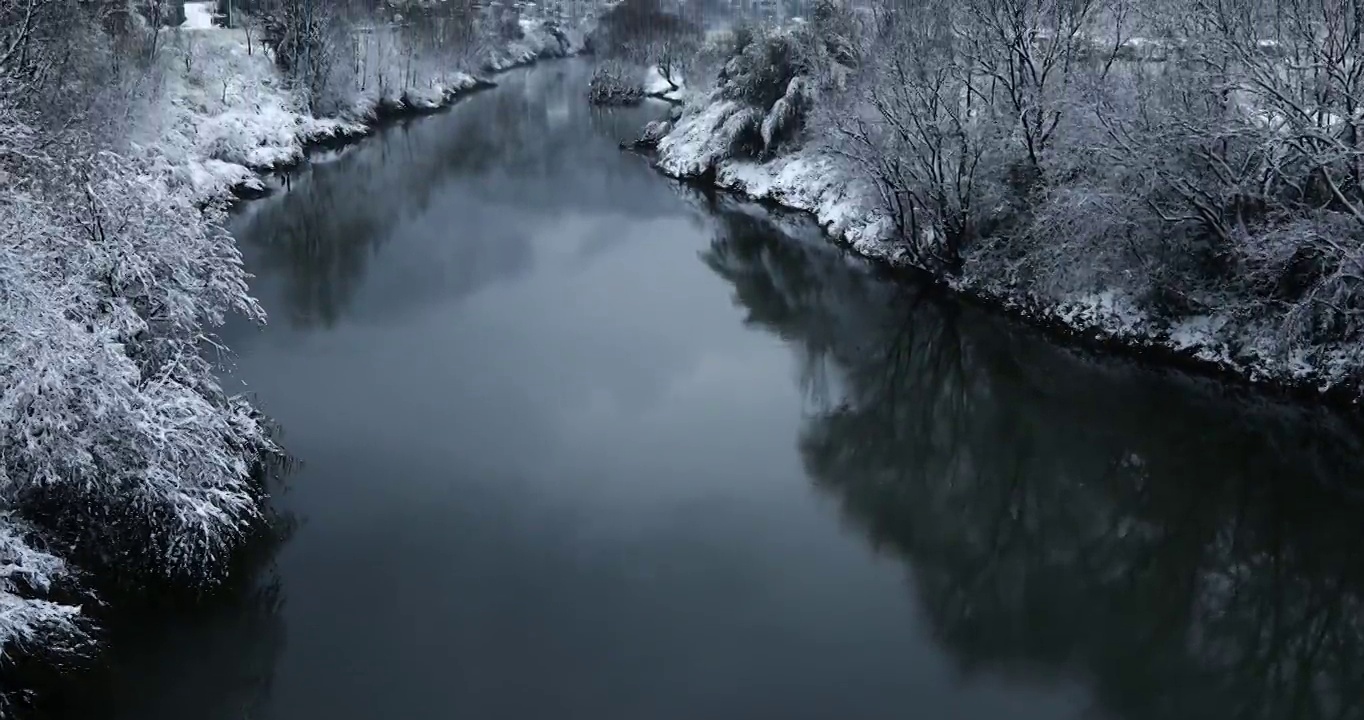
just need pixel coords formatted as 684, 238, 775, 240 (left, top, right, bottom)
0, 3, 598, 704
636, 37, 1364, 407
167, 2, 595, 205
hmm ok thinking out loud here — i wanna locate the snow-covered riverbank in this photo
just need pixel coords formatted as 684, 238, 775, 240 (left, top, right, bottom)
646, 99, 1364, 406
1, 3, 598, 698
165, 2, 593, 205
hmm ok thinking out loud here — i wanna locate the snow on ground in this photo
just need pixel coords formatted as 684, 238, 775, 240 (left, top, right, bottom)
137, 24, 360, 202
654, 99, 743, 174
1169, 315, 1229, 354
655, 102, 897, 259
716, 154, 896, 257
1053, 291, 1149, 337
643, 65, 687, 103
147, 15, 587, 204
181, 1, 216, 29
650, 97, 1364, 400
481, 17, 586, 72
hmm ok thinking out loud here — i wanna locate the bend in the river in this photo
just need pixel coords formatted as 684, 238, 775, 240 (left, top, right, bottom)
33, 59, 1364, 720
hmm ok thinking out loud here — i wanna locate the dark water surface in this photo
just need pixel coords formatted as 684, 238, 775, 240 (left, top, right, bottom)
43, 60, 1364, 720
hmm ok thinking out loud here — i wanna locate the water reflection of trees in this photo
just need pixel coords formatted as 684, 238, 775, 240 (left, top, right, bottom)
230, 62, 675, 329
27, 458, 298, 720
702, 204, 1364, 720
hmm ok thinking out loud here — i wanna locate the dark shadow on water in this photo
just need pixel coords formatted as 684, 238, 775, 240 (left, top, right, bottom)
702, 200, 1364, 720
18, 452, 300, 720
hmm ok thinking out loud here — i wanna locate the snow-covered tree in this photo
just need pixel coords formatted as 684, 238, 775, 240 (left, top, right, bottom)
2, 149, 274, 581
0, 1, 276, 698
595, 0, 701, 84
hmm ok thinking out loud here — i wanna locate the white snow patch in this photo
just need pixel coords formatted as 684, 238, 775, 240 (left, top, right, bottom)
138, 14, 587, 205
480, 18, 582, 72
655, 102, 898, 258
643, 65, 687, 102
1053, 290, 1148, 335
1169, 315, 1229, 352
181, 1, 216, 29
138, 25, 328, 203
716, 153, 896, 256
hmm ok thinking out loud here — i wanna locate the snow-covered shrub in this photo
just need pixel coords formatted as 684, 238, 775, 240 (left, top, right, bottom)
588, 62, 644, 106
689, 11, 857, 158
804, 0, 860, 71
969, 182, 1151, 302
1, 150, 273, 584
759, 76, 811, 155
718, 30, 810, 110
719, 104, 765, 159
715, 0, 858, 105
0, 242, 93, 689
649, 12, 857, 176
0, 516, 90, 716
652, 99, 765, 177
633, 118, 672, 149
1, 70, 274, 677
0, 517, 88, 654
1248, 216, 1364, 352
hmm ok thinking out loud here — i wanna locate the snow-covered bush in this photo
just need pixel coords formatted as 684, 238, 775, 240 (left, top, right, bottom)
588, 62, 644, 106
759, 75, 811, 154
651, 100, 761, 177
1, 146, 274, 582
716, 0, 857, 105
635, 118, 671, 148
0, 66, 96, 690
1, 32, 272, 691
717, 30, 810, 110
590, 0, 701, 98
0, 516, 90, 718
645, 14, 848, 178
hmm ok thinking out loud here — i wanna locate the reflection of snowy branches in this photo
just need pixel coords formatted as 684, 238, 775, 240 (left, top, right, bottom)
804, 301, 1364, 719
701, 198, 1364, 720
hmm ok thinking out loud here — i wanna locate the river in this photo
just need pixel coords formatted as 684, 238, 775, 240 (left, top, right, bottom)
36, 60, 1364, 720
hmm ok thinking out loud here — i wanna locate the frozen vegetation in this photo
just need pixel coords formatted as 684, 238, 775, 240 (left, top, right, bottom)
588, 61, 648, 104
0, 0, 598, 704
586, 62, 685, 105
638, 0, 1364, 403
156, 0, 592, 203
585, 0, 700, 104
